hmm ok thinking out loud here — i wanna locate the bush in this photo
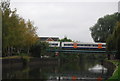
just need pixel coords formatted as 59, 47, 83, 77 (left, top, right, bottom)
30, 41, 49, 57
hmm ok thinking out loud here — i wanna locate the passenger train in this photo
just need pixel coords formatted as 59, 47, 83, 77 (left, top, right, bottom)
47, 41, 106, 49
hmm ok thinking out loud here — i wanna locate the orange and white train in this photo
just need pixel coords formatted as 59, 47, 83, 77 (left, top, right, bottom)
47, 41, 106, 49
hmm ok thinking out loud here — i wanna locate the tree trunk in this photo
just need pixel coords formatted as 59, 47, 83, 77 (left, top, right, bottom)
17, 48, 21, 55
27, 47, 29, 54
107, 54, 110, 60
107, 51, 111, 60
10, 46, 13, 56
7, 47, 10, 56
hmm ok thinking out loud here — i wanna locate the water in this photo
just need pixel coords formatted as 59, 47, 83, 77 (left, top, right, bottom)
2, 54, 114, 81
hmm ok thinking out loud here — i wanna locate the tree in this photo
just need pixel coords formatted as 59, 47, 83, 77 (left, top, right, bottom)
1, 0, 38, 56
113, 22, 120, 59
59, 36, 72, 42
1, 0, 13, 56
0, 3, 2, 55
30, 41, 49, 57
106, 22, 120, 59
22, 20, 38, 54
90, 12, 119, 42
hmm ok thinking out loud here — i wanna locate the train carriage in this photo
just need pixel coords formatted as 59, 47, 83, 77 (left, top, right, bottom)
61, 42, 106, 50
47, 41, 106, 50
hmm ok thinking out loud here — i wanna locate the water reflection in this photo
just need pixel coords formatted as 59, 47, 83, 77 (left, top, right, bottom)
88, 64, 107, 74
3, 54, 113, 81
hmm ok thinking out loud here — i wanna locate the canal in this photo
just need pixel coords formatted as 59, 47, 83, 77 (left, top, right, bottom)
2, 53, 115, 81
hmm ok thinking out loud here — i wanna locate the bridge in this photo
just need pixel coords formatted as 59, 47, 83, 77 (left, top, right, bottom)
47, 42, 116, 54
47, 49, 116, 54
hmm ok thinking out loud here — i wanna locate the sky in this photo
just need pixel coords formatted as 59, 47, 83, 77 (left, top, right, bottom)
10, 0, 119, 42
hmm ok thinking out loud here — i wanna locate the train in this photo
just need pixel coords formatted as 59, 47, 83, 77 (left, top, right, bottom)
47, 41, 106, 49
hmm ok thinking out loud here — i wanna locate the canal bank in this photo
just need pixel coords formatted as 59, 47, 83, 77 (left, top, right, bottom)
102, 60, 116, 76
106, 60, 120, 81
2, 56, 58, 68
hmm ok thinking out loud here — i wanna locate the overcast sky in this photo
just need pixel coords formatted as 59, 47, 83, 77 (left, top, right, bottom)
10, 0, 119, 42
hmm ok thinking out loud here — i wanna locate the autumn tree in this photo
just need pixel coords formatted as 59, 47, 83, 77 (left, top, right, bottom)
2, 0, 13, 56
0, 4, 1, 36
23, 20, 38, 54
1, 0, 38, 56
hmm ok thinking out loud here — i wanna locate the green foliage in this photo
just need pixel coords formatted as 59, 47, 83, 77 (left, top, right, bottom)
106, 35, 116, 51
106, 22, 120, 59
90, 12, 119, 42
90, 12, 120, 59
30, 41, 49, 57
59, 36, 72, 42
106, 60, 120, 81
1, 0, 38, 56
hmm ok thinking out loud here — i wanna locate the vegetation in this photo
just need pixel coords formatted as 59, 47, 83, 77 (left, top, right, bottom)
90, 12, 120, 80
59, 36, 72, 42
90, 12, 119, 42
106, 60, 120, 81
90, 12, 120, 60
1, 0, 38, 56
106, 22, 120, 59
1, 0, 49, 57
1, 1, 120, 80
30, 41, 49, 57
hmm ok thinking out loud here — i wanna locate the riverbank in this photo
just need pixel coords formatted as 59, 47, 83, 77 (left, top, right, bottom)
106, 60, 120, 81
2, 56, 58, 68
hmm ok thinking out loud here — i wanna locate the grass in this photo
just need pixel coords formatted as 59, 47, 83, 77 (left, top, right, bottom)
0, 53, 33, 59
106, 60, 120, 81
0, 56, 22, 59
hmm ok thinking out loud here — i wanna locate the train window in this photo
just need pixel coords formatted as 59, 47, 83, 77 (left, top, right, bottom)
81, 44, 84, 46
87, 44, 91, 46
64, 44, 73, 46
90, 45, 93, 46
77, 44, 81, 46
86, 44, 90, 46
89, 45, 92, 46
77, 44, 90, 46
84, 44, 88, 46
95, 45, 98, 46
50, 43, 58, 45
82, 44, 85, 46
92, 44, 98, 46
102, 45, 106, 47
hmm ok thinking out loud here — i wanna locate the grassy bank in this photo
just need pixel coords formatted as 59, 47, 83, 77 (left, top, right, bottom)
0, 55, 33, 59
106, 60, 120, 81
